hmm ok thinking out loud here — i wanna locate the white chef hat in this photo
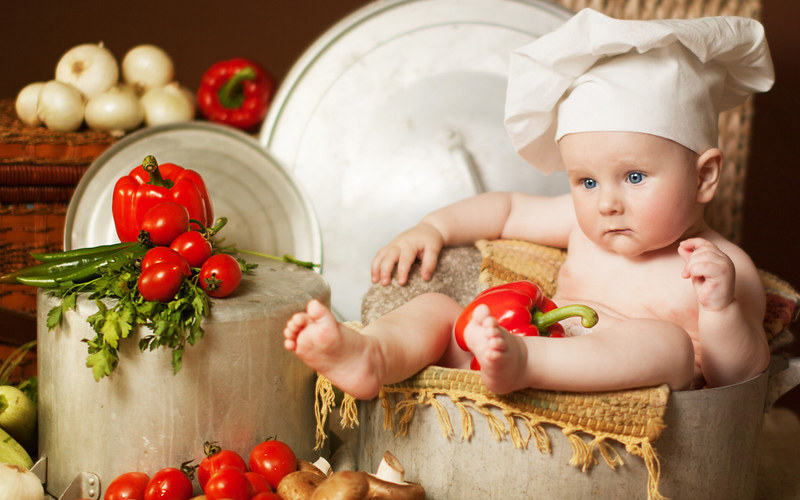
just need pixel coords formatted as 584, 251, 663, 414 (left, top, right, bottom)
504, 8, 775, 173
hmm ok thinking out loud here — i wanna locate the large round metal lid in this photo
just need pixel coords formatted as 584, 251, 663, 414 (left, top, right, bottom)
65, 121, 321, 266
260, 0, 572, 320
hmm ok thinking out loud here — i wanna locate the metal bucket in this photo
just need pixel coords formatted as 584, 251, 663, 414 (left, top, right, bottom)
356, 358, 800, 499
37, 258, 330, 498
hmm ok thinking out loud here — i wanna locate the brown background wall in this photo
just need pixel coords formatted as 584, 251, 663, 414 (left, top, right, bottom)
1, 1, 798, 398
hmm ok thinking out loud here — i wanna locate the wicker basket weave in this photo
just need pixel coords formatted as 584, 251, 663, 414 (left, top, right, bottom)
0, 99, 115, 314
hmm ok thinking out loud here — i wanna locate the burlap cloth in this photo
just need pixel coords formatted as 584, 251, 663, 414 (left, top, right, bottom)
316, 239, 800, 500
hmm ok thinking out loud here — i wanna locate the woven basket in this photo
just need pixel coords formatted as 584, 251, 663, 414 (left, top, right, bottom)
549, 0, 761, 244
0, 99, 115, 314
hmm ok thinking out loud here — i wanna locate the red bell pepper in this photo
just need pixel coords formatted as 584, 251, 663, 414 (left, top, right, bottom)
453, 281, 598, 370
196, 58, 274, 131
112, 155, 214, 243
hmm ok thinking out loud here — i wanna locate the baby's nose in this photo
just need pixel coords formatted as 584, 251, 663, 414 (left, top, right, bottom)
598, 190, 624, 215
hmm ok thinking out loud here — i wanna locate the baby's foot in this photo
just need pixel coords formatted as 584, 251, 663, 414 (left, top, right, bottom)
283, 299, 383, 399
463, 304, 528, 394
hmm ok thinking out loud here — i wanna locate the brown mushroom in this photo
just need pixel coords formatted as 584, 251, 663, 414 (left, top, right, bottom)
278, 470, 326, 500
310, 470, 370, 500
364, 451, 425, 500
299, 457, 333, 478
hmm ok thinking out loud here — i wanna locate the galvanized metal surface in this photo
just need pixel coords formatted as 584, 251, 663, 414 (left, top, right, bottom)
356, 372, 773, 499
37, 257, 330, 498
260, 0, 572, 321
65, 121, 322, 267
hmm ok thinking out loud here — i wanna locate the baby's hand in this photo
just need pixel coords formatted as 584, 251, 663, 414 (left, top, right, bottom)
678, 238, 736, 311
371, 222, 444, 285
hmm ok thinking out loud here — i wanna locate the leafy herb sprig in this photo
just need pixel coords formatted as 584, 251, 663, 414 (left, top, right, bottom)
45, 243, 213, 381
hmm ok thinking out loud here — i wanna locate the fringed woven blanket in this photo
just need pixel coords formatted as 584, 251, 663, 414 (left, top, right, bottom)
314, 239, 799, 500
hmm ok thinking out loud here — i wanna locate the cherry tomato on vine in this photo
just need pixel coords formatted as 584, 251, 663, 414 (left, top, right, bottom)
199, 253, 242, 298
138, 262, 184, 302
245, 472, 273, 495
204, 467, 253, 500
169, 230, 213, 268
104, 471, 150, 500
248, 439, 297, 490
197, 444, 248, 490
143, 467, 193, 500
140, 202, 190, 246
141, 247, 191, 277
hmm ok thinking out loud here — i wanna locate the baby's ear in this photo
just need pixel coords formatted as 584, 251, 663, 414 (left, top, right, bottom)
695, 148, 723, 203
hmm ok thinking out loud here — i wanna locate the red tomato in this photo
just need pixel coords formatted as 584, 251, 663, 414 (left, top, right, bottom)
198, 254, 242, 298
245, 472, 273, 495
252, 493, 282, 500
104, 471, 150, 500
141, 247, 191, 277
143, 467, 193, 500
140, 202, 190, 246
197, 445, 248, 490
169, 231, 213, 268
204, 467, 253, 500
138, 262, 184, 302
248, 439, 297, 490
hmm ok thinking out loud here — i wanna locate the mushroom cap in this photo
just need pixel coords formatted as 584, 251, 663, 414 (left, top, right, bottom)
310, 470, 370, 500
365, 473, 426, 500
299, 458, 328, 478
277, 470, 326, 500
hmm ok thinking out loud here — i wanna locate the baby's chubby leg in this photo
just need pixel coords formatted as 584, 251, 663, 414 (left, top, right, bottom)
284, 293, 465, 399
463, 304, 530, 394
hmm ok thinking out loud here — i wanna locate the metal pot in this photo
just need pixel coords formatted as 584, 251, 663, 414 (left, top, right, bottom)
355, 357, 800, 499
36, 258, 329, 499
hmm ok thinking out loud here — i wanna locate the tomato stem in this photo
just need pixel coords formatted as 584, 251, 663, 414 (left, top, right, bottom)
234, 248, 318, 270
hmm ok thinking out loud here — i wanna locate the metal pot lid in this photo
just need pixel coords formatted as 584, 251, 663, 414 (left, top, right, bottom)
260, 0, 572, 320
65, 121, 322, 267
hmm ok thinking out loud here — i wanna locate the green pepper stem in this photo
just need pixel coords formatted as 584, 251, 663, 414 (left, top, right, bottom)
533, 304, 599, 331
218, 66, 257, 109
142, 155, 174, 189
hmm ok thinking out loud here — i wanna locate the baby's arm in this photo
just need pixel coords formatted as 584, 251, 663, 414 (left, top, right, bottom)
678, 238, 769, 387
372, 192, 575, 285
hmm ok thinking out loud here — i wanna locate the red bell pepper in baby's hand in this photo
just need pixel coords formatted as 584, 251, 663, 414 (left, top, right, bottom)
453, 281, 598, 370
196, 58, 274, 131
112, 155, 214, 242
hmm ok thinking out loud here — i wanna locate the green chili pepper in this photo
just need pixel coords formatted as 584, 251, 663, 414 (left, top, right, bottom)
30, 242, 134, 262
1, 243, 148, 287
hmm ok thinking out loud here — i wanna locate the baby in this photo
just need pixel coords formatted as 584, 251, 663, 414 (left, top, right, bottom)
284, 9, 775, 399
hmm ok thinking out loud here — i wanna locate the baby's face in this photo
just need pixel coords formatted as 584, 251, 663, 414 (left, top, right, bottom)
559, 131, 703, 257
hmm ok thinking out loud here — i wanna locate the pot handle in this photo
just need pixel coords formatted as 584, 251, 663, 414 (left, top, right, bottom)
765, 354, 800, 412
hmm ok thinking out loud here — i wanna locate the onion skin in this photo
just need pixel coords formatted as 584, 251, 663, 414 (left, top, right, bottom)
85, 85, 144, 136
15, 82, 45, 127
140, 83, 195, 126
55, 42, 118, 99
36, 80, 85, 132
122, 44, 175, 93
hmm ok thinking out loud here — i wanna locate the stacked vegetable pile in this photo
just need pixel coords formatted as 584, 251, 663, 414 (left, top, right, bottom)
1, 154, 315, 382
101, 442, 424, 500
15, 43, 195, 136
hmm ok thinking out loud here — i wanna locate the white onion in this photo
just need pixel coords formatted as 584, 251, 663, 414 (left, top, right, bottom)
0, 464, 44, 500
85, 84, 144, 136
140, 82, 195, 126
15, 82, 46, 127
36, 80, 85, 132
55, 42, 119, 99
122, 44, 175, 93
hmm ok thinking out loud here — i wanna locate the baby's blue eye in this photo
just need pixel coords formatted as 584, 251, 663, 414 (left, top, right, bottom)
582, 178, 597, 190
627, 172, 645, 184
